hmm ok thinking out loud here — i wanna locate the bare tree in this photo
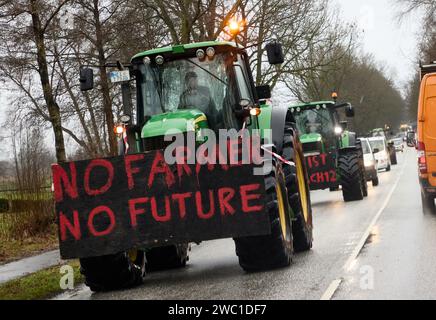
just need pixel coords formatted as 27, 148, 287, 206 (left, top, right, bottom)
0, 0, 70, 162
396, 0, 436, 24
139, 0, 242, 44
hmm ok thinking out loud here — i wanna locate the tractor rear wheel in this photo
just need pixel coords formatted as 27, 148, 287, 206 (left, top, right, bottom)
372, 176, 379, 187
234, 160, 293, 272
146, 244, 190, 272
80, 250, 146, 292
338, 152, 364, 202
282, 125, 313, 252
390, 148, 398, 165
361, 169, 368, 197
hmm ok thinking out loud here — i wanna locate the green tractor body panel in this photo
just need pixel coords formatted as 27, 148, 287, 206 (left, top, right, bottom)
340, 131, 351, 148
141, 109, 207, 138
300, 132, 322, 144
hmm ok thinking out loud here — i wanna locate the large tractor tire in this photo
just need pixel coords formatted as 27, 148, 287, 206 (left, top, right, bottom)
146, 244, 190, 272
338, 151, 364, 202
282, 125, 313, 252
361, 167, 368, 197
80, 250, 146, 292
388, 145, 397, 165
389, 147, 398, 165
234, 159, 293, 272
356, 140, 368, 197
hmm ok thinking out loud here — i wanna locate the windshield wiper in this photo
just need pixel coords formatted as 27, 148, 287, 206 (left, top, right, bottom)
149, 67, 165, 113
186, 58, 228, 86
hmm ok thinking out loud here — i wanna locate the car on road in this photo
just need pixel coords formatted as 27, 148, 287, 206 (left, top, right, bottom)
406, 131, 416, 147
360, 137, 379, 186
368, 137, 391, 171
391, 138, 404, 152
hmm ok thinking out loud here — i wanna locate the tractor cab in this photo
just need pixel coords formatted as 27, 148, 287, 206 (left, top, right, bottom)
132, 42, 253, 143
80, 41, 282, 154
288, 98, 365, 198
290, 101, 354, 157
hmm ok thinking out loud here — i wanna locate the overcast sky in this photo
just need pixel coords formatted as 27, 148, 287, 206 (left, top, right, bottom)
0, 0, 424, 161
333, 0, 422, 84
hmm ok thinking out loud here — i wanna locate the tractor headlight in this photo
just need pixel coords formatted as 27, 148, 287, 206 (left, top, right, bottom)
196, 49, 206, 60
334, 126, 343, 135
143, 56, 151, 65
155, 55, 164, 65
206, 47, 215, 58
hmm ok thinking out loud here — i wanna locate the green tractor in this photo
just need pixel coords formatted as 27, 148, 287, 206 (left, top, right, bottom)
73, 40, 313, 291
289, 98, 368, 202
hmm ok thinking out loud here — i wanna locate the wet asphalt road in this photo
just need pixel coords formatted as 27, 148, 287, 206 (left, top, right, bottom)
56, 146, 433, 300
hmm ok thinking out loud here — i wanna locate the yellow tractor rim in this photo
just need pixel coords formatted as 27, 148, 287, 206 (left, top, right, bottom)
276, 183, 287, 239
295, 152, 309, 222
128, 249, 138, 263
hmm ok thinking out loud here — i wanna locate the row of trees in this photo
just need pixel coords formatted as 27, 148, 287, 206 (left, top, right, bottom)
398, 0, 436, 121
299, 48, 406, 135
0, 0, 357, 162
0, 0, 413, 164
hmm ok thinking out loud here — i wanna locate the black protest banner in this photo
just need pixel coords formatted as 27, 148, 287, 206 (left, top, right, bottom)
52, 149, 269, 259
305, 153, 337, 190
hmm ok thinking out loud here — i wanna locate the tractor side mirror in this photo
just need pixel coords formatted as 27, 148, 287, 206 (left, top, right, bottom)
80, 68, 94, 91
265, 41, 284, 65
340, 121, 348, 131
256, 85, 272, 100
345, 104, 355, 117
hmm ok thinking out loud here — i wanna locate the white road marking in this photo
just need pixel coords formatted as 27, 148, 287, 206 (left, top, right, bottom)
320, 158, 408, 300
320, 279, 342, 300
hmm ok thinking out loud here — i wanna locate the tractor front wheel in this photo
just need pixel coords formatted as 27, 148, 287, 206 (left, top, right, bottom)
372, 176, 379, 187
338, 152, 364, 202
234, 160, 293, 272
80, 250, 146, 292
282, 125, 313, 252
146, 244, 190, 272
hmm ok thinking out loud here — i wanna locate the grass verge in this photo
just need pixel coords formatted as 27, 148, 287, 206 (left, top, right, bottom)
0, 260, 83, 300
0, 231, 58, 265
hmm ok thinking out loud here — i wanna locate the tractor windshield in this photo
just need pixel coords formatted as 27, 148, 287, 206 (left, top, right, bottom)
294, 108, 336, 148
137, 52, 242, 129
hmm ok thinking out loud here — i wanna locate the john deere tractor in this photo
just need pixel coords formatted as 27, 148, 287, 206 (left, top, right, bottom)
72, 40, 314, 291
289, 98, 368, 202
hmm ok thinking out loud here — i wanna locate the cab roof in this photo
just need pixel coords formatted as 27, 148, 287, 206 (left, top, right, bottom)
290, 101, 336, 108
131, 41, 239, 61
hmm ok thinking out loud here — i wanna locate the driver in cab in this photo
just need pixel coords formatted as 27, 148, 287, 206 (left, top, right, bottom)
178, 71, 218, 127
